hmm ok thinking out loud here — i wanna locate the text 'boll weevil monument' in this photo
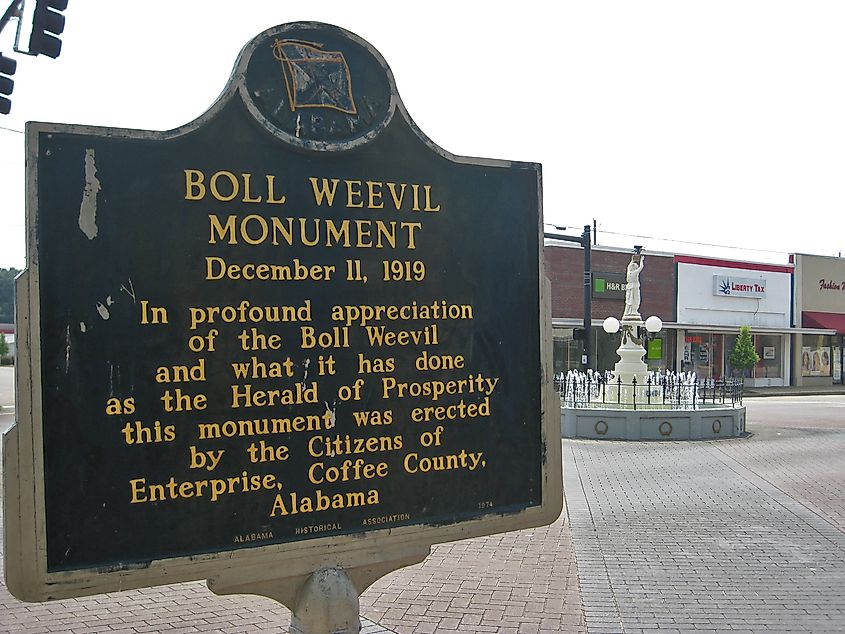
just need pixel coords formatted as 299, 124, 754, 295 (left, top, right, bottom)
561, 247, 746, 440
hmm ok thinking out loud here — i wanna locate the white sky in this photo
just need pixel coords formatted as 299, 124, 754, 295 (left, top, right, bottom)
1, 0, 844, 269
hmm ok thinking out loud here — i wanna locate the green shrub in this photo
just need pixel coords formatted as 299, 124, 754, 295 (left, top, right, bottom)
729, 326, 760, 377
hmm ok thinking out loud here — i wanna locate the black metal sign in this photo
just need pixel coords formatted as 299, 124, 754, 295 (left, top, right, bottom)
22, 22, 548, 576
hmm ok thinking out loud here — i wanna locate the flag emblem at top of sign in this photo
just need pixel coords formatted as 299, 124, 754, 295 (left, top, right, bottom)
272, 39, 357, 115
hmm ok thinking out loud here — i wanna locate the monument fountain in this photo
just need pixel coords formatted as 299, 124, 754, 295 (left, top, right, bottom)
561, 248, 746, 440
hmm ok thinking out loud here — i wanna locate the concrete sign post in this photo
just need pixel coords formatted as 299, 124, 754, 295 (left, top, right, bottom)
3, 22, 562, 632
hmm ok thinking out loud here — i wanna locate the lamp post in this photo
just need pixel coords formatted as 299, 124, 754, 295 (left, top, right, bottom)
544, 224, 592, 370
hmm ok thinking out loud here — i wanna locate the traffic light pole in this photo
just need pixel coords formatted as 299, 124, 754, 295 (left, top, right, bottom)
0, 0, 68, 114
582, 225, 591, 371
0, 1, 21, 115
0, 1, 23, 35
544, 225, 592, 371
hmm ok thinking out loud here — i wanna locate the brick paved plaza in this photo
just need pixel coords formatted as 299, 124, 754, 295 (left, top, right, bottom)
2, 389, 844, 633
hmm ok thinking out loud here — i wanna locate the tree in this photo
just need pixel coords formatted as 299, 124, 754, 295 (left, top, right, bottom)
729, 326, 760, 377
0, 267, 21, 323
0, 333, 8, 359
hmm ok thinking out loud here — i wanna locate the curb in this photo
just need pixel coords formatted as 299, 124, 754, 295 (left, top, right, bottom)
744, 390, 845, 398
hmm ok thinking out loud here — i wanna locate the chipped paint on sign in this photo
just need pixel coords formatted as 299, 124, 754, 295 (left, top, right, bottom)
78, 149, 101, 240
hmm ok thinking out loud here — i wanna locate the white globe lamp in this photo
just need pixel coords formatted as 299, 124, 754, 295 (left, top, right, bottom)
645, 315, 663, 333
603, 317, 620, 334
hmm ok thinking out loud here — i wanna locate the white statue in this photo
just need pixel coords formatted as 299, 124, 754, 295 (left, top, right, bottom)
623, 254, 644, 319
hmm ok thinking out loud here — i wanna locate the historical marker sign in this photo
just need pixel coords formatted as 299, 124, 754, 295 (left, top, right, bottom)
4, 22, 561, 601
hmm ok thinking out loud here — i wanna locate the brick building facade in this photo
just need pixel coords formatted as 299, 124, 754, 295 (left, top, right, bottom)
545, 241, 841, 386
544, 241, 677, 375
544, 243, 676, 322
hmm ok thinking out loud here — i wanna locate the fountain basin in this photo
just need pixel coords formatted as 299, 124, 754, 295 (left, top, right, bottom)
562, 404, 746, 440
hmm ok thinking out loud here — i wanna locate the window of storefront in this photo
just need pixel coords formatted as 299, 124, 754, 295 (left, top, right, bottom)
553, 327, 618, 374
595, 329, 622, 373
723, 333, 783, 379
753, 334, 782, 380
835, 338, 842, 384
683, 333, 723, 380
645, 335, 672, 373
801, 334, 833, 378
552, 328, 579, 375
554, 327, 674, 376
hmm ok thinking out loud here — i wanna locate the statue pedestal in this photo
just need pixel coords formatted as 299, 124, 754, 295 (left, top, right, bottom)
615, 336, 647, 384
612, 320, 648, 404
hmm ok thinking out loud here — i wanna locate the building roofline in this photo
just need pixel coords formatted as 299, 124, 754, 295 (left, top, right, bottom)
674, 254, 793, 274
543, 240, 676, 259
790, 252, 845, 262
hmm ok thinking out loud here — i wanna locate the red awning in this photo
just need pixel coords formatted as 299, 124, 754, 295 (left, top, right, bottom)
802, 311, 845, 334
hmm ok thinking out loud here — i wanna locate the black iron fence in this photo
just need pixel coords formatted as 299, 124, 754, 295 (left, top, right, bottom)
556, 373, 744, 410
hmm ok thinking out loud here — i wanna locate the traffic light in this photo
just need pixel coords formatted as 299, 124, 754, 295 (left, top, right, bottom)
0, 54, 16, 115
29, 0, 68, 59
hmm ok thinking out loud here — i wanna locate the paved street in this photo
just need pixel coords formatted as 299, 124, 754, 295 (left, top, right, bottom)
1, 382, 845, 632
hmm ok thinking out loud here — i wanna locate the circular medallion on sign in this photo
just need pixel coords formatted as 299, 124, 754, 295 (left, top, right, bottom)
659, 421, 673, 437
241, 22, 396, 152
595, 420, 609, 436
712, 419, 722, 434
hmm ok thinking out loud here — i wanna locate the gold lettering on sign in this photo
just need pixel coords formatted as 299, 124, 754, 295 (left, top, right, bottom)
110, 161, 509, 552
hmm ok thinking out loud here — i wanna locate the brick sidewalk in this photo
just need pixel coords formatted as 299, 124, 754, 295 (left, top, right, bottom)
565, 432, 845, 633
3, 397, 845, 632
0, 436, 584, 634
0, 496, 584, 634
359, 511, 584, 633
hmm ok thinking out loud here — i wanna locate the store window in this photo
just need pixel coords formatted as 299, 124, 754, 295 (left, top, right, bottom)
724, 333, 783, 379
683, 333, 723, 380
554, 327, 674, 376
835, 338, 842, 384
592, 327, 669, 374
801, 334, 832, 377
552, 328, 579, 375
553, 327, 620, 374
594, 328, 622, 374
644, 334, 672, 373
754, 334, 782, 380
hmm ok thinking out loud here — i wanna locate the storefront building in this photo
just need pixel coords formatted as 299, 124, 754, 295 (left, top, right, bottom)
675, 255, 810, 386
546, 242, 841, 388
792, 253, 845, 386
545, 242, 676, 376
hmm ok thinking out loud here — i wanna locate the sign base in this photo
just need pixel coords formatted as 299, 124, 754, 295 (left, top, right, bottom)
208, 544, 430, 633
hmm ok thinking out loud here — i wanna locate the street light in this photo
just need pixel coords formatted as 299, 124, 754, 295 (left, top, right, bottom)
603, 317, 620, 334
645, 315, 663, 333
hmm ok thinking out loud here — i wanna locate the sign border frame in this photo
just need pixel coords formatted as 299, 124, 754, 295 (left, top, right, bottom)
3, 21, 562, 602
